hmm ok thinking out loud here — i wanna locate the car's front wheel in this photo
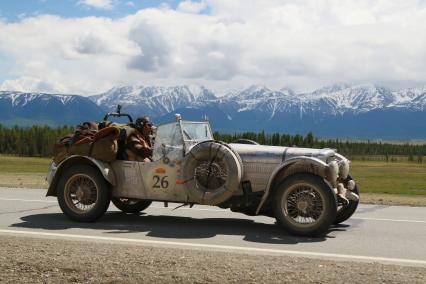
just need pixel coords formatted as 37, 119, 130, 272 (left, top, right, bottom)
57, 165, 111, 222
112, 198, 152, 213
273, 173, 337, 237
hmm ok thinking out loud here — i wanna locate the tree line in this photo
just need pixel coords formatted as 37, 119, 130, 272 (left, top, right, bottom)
0, 124, 425, 159
0, 124, 72, 157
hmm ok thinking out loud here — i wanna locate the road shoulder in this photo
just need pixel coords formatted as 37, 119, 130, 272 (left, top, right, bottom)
1, 235, 424, 283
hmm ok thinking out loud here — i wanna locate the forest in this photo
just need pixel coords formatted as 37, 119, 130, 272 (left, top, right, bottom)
0, 124, 425, 161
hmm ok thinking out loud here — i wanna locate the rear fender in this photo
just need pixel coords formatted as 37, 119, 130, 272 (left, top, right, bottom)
46, 155, 116, 197
255, 157, 329, 214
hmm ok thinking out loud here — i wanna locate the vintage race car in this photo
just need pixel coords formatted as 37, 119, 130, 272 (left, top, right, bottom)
46, 115, 360, 237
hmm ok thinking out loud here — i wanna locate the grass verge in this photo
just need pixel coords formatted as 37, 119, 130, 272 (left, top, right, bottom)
0, 155, 50, 189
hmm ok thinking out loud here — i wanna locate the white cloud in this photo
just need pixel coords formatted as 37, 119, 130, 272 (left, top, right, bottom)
1, 77, 68, 94
0, 0, 426, 95
78, 0, 115, 10
177, 0, 207, 14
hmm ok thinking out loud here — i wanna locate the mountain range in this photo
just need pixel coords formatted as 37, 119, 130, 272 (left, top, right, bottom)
1, 83, 426, 139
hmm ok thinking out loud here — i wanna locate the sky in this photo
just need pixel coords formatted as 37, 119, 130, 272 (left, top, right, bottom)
0, 0, 425, 95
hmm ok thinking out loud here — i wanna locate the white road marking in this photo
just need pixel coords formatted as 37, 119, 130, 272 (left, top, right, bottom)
353, 217, 426, 224
1, 197, 426, 223
0, 229, 425, 266
0, 198, 57, 203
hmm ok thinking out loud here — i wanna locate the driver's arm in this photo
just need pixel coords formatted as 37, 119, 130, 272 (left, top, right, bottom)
127, 135, 153, 159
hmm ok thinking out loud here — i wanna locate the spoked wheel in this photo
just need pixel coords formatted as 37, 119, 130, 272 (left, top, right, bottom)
273, 174, 337, 237
194, 160, 228, 190
112, 198, 151, 214
334, 175, 360, 224
57, 165, 110, 222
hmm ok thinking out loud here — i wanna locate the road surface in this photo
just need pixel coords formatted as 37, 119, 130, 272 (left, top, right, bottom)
0, 187, 425, 267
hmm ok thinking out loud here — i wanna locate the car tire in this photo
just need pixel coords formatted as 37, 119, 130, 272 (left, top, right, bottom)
112, 198, 152, 214
57, 165, 111, 222
273, 173, 337, 237
333, 175, 360, 225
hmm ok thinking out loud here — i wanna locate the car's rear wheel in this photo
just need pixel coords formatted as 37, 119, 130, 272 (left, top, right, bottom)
273, 173, 337, 237
112, 198, 151, 213
57, 165, 110, 222
334, 175, 359, 224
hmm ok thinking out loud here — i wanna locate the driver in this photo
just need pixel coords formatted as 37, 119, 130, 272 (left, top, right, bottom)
126, 116, 154, 162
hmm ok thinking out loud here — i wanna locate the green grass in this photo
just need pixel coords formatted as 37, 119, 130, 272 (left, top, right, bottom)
350, 161, 426, 196
0, 155, 51, 173
0, 155, 51, 188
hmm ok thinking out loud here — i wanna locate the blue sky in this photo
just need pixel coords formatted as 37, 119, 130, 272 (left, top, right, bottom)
0, 1, 425, 95
0, 0, 181, 21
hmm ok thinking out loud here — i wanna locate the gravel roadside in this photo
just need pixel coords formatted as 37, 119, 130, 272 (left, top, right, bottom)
0, 235, 424, 283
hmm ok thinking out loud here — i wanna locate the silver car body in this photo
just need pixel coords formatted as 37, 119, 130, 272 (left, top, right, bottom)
47, 119, 355, 213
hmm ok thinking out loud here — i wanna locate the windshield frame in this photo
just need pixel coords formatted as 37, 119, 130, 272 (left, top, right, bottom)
152, 120, 213, 159
180, 120, 213, 142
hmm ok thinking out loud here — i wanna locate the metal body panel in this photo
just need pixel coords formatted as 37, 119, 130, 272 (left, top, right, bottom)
111, 157, 190, 202
284, 147, 335, 162
230, 144, 336, 193
229, 143, 285, 164
46, 155, 117, 196
240, 162, 279, 192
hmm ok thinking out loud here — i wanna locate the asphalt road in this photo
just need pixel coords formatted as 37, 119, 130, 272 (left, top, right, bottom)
0, 187, 425, 267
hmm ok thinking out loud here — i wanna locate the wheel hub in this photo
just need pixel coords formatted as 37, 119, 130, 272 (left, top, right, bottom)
76, 187, 85, 201
285, 185, 324, 224
297, 200, 309, 212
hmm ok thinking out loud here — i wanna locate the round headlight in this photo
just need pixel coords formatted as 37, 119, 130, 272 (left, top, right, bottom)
326, 161, 339, 185
338, 159, 350, 180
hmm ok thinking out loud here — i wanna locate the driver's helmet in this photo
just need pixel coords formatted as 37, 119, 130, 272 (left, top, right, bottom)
135, 116, 155, 133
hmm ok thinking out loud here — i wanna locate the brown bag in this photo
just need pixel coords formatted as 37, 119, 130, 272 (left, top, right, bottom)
67, 126, 120, 162
53, 124, 120, 164
89, 126, 120, 162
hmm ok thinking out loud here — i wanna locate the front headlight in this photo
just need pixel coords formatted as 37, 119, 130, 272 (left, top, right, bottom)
338, 159, 350, 180
326, 161, 339, 186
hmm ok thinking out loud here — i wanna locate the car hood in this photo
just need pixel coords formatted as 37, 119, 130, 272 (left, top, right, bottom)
229, 143, 336, 164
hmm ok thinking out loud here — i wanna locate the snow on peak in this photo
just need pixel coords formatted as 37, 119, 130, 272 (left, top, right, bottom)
0, 91, 79, 107
89, 85, 217, 117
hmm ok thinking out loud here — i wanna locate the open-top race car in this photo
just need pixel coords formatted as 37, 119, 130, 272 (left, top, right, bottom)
46, 111, 360, 237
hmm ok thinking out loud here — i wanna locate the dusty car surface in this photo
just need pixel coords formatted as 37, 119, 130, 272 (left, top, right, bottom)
46, 115, 359, 237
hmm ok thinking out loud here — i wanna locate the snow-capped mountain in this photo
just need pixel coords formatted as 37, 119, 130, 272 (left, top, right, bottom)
90, 85, 216, 117
0, 91, 104, 126
152, 83, 426, 139
1, 83, 426, 139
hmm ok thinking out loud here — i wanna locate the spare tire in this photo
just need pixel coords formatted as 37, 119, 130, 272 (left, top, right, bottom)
182, 141, 243, 205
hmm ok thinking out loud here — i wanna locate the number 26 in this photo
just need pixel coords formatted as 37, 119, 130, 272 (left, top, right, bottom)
153, 175, 169, 189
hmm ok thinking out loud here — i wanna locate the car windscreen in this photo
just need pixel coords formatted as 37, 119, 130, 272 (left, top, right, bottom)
181, 121, 213, 141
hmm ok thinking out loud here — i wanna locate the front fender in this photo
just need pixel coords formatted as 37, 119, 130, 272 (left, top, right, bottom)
255, 156, 330, 214
46, 155, 116, 197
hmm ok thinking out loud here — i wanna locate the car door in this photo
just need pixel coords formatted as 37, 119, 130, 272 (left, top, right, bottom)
139, 122, 188, 202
